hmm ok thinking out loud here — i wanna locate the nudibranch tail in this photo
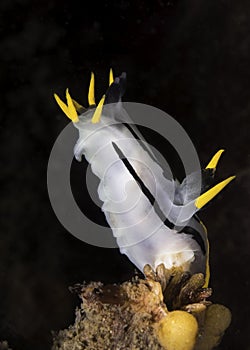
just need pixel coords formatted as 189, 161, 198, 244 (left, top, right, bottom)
88, 72, 96, 106
195, 175, 236, 209
198, 220, 210, 288
54, 89, 79, 123
206, 149, 224, 171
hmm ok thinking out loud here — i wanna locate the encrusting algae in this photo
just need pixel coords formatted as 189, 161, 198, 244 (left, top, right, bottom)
52, 264, 231, 350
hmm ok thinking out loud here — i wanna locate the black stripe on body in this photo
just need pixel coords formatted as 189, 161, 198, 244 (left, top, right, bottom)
121, 122, 169, 170
112, 142, 206, 255
112, 142, 172, 227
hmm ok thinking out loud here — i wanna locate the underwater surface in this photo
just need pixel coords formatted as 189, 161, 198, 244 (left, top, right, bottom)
0, 0, 249, 349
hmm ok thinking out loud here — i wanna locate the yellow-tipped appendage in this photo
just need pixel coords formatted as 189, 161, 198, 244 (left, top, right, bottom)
206, 149, 224, 170
72, 99, 84, 113
66, 89, 79, 122
195, 176, 236, 209
91, 95, 105, 124
109, 68, 114, 86
88, 72, 95, 106
54, 89, 79, 123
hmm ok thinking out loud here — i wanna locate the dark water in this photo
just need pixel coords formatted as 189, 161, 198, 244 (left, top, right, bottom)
1, 1, 249, 349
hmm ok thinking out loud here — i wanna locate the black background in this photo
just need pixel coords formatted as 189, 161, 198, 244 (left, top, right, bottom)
1, 1, 249, 349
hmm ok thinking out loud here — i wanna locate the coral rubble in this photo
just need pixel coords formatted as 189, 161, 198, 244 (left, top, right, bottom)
52, 265, 231, 350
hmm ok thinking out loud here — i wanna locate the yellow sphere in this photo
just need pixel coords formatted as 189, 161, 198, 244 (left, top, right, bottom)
157, 310, 198, 350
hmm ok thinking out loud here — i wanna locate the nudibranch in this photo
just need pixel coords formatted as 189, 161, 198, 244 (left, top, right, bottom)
54, 70, 235, 287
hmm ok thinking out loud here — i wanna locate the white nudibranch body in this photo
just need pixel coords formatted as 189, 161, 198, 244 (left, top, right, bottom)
54, 70, 235, 287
